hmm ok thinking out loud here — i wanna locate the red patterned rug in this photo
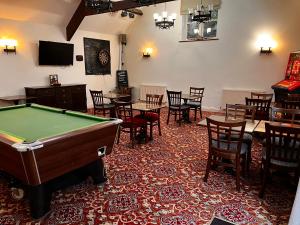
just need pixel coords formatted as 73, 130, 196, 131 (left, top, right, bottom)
0, 110, 296, 225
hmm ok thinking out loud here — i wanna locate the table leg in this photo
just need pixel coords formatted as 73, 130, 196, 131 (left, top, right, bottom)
86, 159, 107, 184
29, 184, 51, 219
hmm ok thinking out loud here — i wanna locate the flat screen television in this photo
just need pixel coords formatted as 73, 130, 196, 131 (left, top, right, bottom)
39, 41, 74, 66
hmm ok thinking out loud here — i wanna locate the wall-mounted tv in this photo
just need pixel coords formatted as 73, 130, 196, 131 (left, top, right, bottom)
39, 41, 74, 66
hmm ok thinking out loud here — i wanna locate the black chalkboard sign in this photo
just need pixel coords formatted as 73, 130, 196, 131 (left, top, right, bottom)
117, 70, 128, 87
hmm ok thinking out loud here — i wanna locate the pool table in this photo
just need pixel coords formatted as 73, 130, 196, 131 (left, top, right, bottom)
0, 104, 121, 218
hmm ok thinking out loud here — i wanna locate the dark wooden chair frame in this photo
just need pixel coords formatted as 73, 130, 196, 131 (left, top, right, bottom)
204, 118, 247, 191
90, 90, 115, 117
245, 97, 272, 120
115, 101, 147, 148
188, 87, 204, 121
259, 122, 300, 198
251, 92, 273, 100
145, 94, 163, 140
166, 90, 190, 126
270, 107, 300, 124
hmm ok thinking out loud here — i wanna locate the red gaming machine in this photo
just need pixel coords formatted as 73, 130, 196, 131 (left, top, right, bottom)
272, 51, 300, 103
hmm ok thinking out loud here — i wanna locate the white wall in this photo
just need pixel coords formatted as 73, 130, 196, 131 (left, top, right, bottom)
125, 0, 300, 110
0, 18, 120, 107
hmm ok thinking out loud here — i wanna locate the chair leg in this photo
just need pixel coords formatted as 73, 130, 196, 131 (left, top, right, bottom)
204, 153, 212, 182
150, 122, 153, 140
175, 111, 177, 122
158, 119, 162, 136
130, 127, 134, 148
236, 157, 241, 192
194, 108, 197, 121
167, 109, 170, 125
200, 106, 203, 119
259, 162, 268, 198
117, 127, 121, 144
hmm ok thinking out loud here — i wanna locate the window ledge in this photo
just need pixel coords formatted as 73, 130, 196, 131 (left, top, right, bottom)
179, 38, 219, 43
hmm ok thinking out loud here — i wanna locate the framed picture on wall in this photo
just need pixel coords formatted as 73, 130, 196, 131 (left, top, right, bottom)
84, 37, 111, 75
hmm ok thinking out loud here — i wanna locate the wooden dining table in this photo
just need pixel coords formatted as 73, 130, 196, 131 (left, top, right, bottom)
198, 115, 260, 134
254, 120, 300, 134
180, 94, 200, 123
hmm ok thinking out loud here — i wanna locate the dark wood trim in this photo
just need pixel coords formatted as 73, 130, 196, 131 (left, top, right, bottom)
66, 0, 176, 41
66, 0, 88, 41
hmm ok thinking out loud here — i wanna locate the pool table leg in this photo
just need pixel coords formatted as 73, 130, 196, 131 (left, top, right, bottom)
86, 159, 107, 184
29, 184, 51, 219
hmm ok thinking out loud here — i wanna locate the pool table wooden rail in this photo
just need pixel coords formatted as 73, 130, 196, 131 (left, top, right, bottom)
0, 119, 121, 186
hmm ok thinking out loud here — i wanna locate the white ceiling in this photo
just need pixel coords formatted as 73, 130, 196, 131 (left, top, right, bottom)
0, 0, 136, 34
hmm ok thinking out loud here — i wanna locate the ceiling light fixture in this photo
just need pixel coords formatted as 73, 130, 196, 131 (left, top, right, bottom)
189, 0, 213, 23
153, 3, 176, 29
85, 0, 112, 12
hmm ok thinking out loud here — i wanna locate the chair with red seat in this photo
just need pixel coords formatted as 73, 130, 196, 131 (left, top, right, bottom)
143, 94, 163, 140
115, 101, 147, 148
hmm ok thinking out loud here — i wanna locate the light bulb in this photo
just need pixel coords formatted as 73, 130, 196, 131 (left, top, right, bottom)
171, 13, 177, 20
157, 16, 162, 22
162, 11, 168, 18
153, 13, 159, 20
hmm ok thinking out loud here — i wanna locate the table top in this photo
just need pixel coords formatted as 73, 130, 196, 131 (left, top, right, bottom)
254, 120, 300, 134
103, 93, 130, 99
198, 115, 260, 134
131, 102, 167, 112
0, 95, 36, 101
0, 104, 110, 143
181, 94, 200, 100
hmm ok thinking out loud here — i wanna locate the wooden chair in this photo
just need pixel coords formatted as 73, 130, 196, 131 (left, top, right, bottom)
114, 101, 147, 148
251, 92, 273, 100
166, 90, 190, 126
259, 122, 300, 198
204, 118, 247, 191
136, 94, 163, 140
187, 87, 204, 121
90, 90, 115, 117
225, 104, 256, 174
245, 98, 272, 120
270, 107, 300, 124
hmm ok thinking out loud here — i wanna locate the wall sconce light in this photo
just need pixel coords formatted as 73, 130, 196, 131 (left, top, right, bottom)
143, 48, 153, 58
256, 34, 276, 55
0, 39, 17, 54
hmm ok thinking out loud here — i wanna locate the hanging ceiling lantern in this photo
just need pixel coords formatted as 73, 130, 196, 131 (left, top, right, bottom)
153, 3, 176, 29
189, 0, 213, 23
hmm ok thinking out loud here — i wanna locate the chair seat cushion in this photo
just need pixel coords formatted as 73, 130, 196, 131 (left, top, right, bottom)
212, 140, 248, 155
95, 104, 115, 110
262, 147, 299, 168
124, 117, 147, 126
170, 105, 190, 110
187, 101, 201, 107
135, 112, 159, 122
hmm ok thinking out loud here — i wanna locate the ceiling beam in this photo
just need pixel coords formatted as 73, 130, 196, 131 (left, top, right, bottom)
66, 0, 176, 41
126, 8, 143, 16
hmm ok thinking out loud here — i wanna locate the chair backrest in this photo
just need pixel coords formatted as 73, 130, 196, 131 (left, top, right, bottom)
226, 104, 256, 122
265, 122, 300, 166
190, 87, 204, 102
283, 100, 300, 110
167, 90, 182, 107
287, 94, 300, 101
90, 90, 104, 108
207, 118, 246, 155
270, 107, 300, 124
114, 101, 133, 123
245, 98, 272, 120
146, 94, 163, 113
251, 92, 273, 100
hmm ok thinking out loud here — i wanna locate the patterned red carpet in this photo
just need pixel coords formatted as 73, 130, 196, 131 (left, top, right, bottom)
0, 110, 296, 225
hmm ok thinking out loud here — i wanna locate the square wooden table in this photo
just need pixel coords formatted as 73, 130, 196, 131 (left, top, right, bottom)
131, 102, 166, 112
198, 115, 260, 134
103, 93, 130, 101
254, 120, 300, 134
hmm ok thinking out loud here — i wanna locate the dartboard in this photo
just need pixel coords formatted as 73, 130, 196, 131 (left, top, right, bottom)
98, 49, 110, 66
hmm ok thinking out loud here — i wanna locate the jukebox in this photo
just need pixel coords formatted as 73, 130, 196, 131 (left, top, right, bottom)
272, 51, 300, 103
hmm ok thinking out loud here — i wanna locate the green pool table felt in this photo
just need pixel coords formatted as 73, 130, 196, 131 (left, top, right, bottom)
0, 105, 108, 143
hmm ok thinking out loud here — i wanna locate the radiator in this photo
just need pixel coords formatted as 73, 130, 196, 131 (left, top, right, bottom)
221, 89, 265, 109
140, 84, 167, 101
